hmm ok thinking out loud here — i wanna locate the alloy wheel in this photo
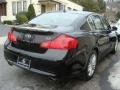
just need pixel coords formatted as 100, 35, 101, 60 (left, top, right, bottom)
87, 54, 97, 77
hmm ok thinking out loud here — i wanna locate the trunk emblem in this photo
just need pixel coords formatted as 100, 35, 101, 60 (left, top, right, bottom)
23, 34, 32, 42
25, 34, 32, 39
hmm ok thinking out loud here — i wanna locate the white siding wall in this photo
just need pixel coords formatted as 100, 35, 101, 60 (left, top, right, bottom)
1, 0, 83, 22
1, 0, 31, 21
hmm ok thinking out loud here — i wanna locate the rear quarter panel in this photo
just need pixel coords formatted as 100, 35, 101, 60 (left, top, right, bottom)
66, 31, 96, 68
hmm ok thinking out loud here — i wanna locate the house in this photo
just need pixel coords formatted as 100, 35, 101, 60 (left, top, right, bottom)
0, 0, 7, 22
0, 0, 83, 22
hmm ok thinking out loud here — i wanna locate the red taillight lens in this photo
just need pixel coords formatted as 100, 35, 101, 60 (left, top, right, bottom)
8, 32, 16, 42
40, 35, 78, 49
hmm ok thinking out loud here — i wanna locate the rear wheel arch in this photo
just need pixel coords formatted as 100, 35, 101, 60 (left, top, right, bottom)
111, 36, 118, 54
83, 47, 98, 68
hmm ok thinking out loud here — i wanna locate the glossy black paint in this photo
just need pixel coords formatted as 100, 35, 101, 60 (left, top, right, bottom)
4, 11, 117, 79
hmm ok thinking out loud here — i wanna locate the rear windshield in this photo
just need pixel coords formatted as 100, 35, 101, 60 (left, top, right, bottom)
28, 13, 79, 26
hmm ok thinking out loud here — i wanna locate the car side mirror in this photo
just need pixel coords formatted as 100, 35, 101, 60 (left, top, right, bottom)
112, 26, 117, 31
101, 30, 111, 34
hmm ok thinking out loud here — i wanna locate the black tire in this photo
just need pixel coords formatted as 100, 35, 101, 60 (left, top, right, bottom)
8, 61, 13, 66
111, 37, 118, 54
84, 51, 97, 81
111, 48, 116, 54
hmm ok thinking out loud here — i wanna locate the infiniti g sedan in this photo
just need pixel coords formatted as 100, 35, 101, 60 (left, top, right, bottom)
4, 11, 118, 81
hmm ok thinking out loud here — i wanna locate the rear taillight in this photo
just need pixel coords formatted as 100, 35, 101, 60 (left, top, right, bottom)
8, 32, 16, 42
40, 35, 78, 49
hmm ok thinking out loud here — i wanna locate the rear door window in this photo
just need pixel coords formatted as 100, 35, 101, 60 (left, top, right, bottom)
87, 16, 96, 31
100, 16, 111, 30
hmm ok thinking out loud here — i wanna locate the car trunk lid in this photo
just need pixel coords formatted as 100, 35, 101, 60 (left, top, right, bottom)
11, 26, 60, 53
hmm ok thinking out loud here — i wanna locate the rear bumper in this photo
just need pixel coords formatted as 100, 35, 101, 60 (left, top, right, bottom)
4, 39, 84, 79
4, 49, 71, 78
7, 59, 56, 77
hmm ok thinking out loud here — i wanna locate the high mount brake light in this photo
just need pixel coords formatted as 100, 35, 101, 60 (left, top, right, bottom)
40, 35, 78, 49
8, 32, 17, 42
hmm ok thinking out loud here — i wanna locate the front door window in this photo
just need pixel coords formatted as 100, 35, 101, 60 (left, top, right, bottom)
91, 15, 105, 31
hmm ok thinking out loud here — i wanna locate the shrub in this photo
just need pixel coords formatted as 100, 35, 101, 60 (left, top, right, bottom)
27, 4, 36, 20
18, 12, 28, 17
16, 12, 28, 24
3, 20, 13, 25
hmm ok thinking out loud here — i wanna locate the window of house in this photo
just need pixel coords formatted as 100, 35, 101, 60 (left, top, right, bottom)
17, 1, 22, 13
23, 1, 27, 11
0, 3, 6, 16
59, 4, 65, 11
41, 5, 46, 13
12, 1, 27, 15
12, 2, 17, 15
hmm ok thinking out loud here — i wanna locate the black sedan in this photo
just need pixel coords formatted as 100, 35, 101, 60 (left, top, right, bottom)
4, 11, 118, 81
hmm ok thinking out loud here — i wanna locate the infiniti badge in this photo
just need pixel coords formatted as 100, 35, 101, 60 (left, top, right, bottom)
23, 34, 32, 42
25, 34, 32, 39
